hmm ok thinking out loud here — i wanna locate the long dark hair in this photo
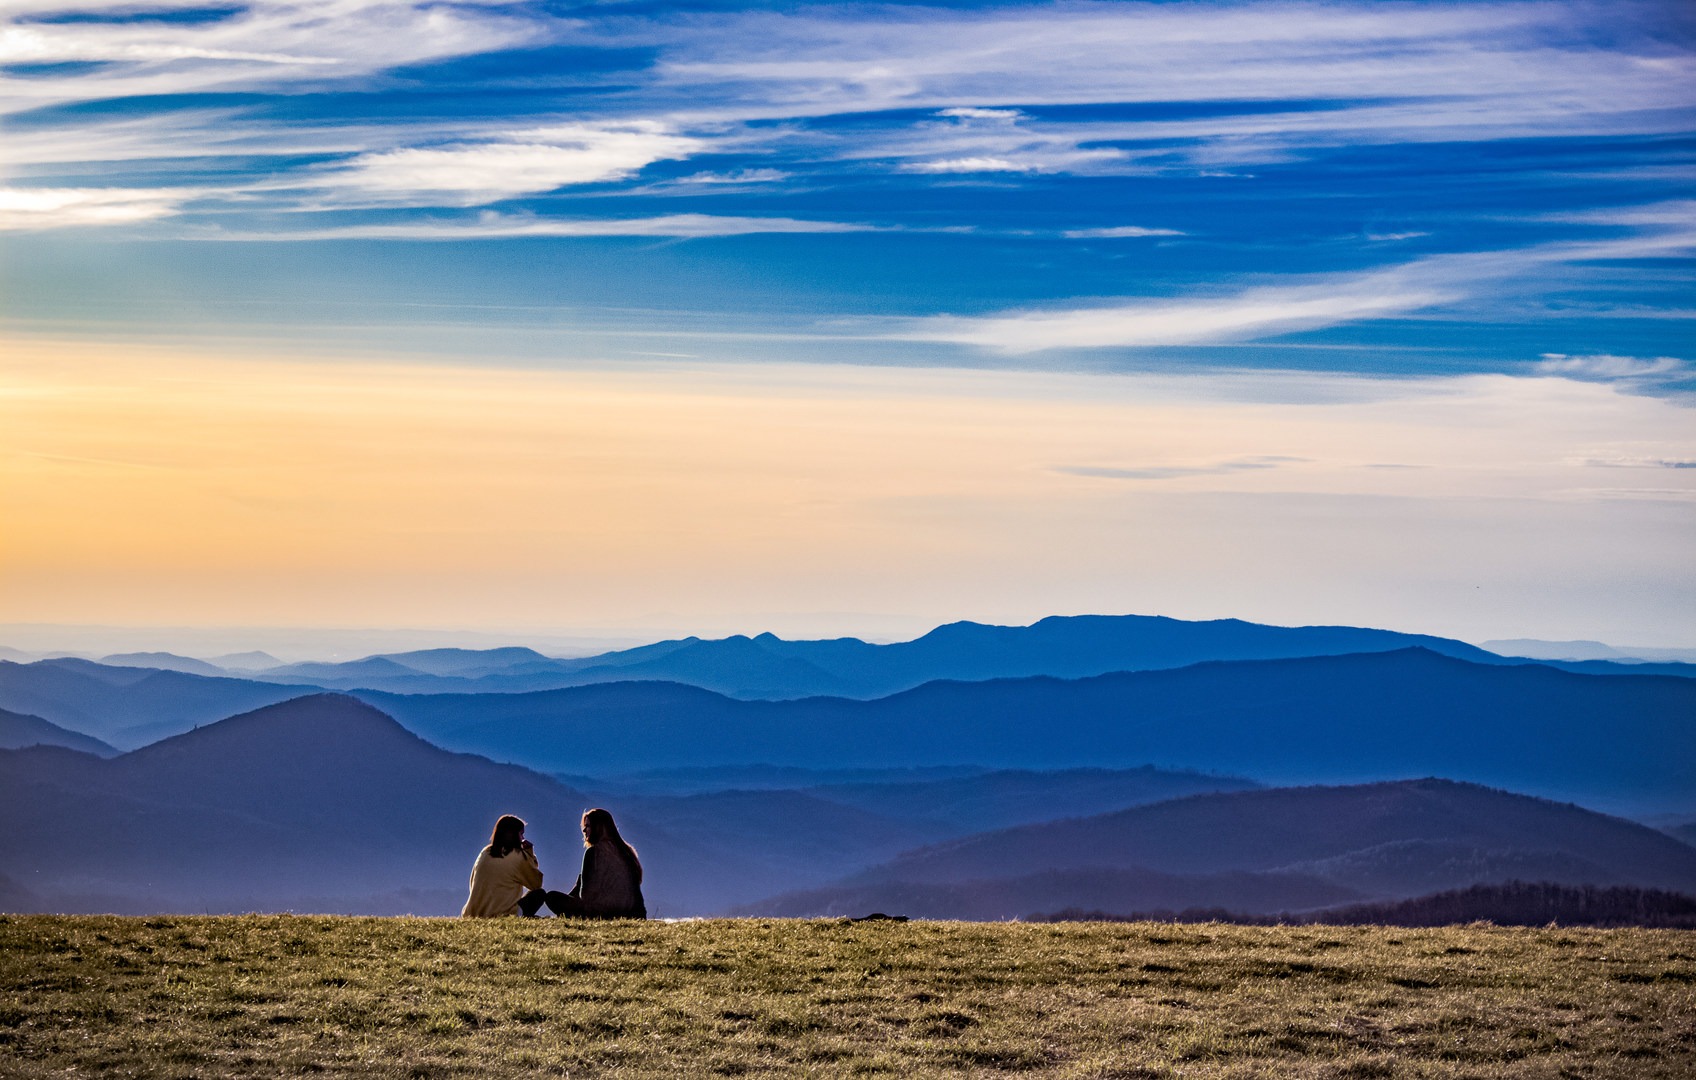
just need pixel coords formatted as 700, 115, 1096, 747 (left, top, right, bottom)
487, 814, 526, 859
582, 808, 642, 885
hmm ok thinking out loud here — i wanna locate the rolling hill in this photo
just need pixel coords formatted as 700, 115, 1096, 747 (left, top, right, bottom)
737, 779, 1696, 919
0, 706, 116, 755
226, 614, 1694, 697
361, 648, 1696, 814
0, 695, 950, 915
797, 766, 1262, 834
0, 659, 314, 750
209, 613, 1522, 698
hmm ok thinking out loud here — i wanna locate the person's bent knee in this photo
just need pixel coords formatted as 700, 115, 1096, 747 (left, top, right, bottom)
542, 891, 581, 917
518, 889, 549, 917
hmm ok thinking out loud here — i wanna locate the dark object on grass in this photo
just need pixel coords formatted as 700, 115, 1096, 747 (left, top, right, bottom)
849, 912, 910, 922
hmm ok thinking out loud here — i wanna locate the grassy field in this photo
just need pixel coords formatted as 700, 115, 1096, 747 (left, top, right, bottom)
2, 915, 1692, 1078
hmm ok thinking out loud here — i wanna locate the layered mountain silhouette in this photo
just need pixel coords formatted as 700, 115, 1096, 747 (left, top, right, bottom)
351, 613, 1689, 698
0, 695, 967, 915
241, 615, 1695, 695
0, 659, 310, 750
0, 694, 599, 911
795, 767, 1261, 835
1485, 639, 1696, 665
4, 690, 1693, 919
361, 649, 1696, 813
7, 614, 1691, 754
6, 642, 1692, 815
0, 705, 116, 756
99, 651, 229, 677
32, 614, 1692, 702
737, 780, 1696, 919
572, 765, 1260, 838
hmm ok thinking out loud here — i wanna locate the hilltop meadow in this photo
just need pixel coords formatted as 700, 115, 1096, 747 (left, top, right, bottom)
3, 915, 1692, 1078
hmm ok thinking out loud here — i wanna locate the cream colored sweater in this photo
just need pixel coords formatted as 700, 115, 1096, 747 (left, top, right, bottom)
461, 846, 543, 918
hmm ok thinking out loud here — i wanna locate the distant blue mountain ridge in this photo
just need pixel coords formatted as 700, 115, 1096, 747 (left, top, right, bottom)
0, 705, 116, 756
24, 613, 1693, 703
2, 616, 1693, 816
357, 649, 1695, 815
2, 693, 1691, 919
735, 779, 1696, 920
0, 694, 1257, 915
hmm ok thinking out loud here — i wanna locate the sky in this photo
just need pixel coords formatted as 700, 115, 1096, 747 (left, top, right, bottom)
2, 0, 1693, 654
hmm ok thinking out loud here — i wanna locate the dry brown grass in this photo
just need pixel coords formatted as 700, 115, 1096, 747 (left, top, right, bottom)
2, 914, 1693, 1077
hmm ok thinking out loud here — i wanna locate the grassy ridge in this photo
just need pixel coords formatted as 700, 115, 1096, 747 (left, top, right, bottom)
2, 915, 1693, 1077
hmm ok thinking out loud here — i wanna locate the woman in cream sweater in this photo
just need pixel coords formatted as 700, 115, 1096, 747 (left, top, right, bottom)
461, 814, 556, 917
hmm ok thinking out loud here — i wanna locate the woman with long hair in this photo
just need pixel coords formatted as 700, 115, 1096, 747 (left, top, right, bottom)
566, 807, 646, 919
460, 814, 569, 917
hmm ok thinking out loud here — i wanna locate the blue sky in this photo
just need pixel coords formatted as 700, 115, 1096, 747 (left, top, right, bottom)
2, 1, 1694, 651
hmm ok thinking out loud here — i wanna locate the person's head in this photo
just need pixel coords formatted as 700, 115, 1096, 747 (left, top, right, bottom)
580, 807, 621, 847
581, 807, 642, 883
488, 814, 526, 858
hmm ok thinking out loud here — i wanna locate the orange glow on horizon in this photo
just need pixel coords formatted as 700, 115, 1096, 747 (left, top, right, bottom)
4, 337, 1693, 642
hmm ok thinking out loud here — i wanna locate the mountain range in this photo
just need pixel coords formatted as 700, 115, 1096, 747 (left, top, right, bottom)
0, 694, 881, 915
355, 648, 1695, 814
9, 615, 1693, 708
737, 780, 1696, 920
5, 645, 1690, 815
5, 613, 1693, 756
3, 612, 1693, 919
0, 694, 1267, 916
0, 705, 115, 756
5, 692, 1692, 921
154, 614, 1522, 698
0, 658, 308, 750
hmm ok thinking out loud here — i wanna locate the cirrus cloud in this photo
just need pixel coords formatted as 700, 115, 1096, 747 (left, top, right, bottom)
1064, 225, 1186, 239
0, 186, 188, 230
208, 212, 879, 241
328, 123, 706, 204
897, 229, 1696, 353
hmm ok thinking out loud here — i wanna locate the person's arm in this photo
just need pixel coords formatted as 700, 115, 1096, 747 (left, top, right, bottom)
568, 848, 593, 898
517, 841, 544, 890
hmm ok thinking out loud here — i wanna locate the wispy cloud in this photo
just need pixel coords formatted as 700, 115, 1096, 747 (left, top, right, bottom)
1543, 200, 1696, 227
903, 157, 1034, 174
1056, 456, 1308, 481
671, 169, 790, 186
1535, 354, 1692, 398
1, 0, 554, 114
1586, 456, 1696, 470
1064, 226, 1185, 239
6, 1, 1693, 234
0, 186, 188, 230
1537, 354, 1687, 380
937, 107, 1023, 121
325, 123, 706, 205
902, 149, 1126, 174
877, 107, 1135, 175
212, 212, 879, 241
898, 230, 1696, 353
649, 2, 1696, 146
899, 265, 1458, 352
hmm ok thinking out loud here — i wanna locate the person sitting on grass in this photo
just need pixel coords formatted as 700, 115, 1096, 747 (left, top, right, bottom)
561, 807, 647, 920
461, 814, 571, 918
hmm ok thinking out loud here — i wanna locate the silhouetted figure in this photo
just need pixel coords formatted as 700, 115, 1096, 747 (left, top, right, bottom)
461, 814, 571, 917
557, 807, 647, 919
